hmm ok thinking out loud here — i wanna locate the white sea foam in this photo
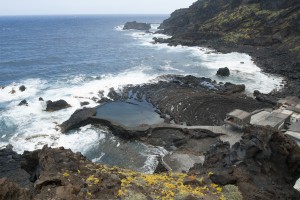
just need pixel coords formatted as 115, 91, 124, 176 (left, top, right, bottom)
140, 146, 168, 174
0, 65, 159, 155
295, 178, 300, 192
114, 25, 124, 31
124, 24, 283, 94
92, 153, 105, 163
0, 79, 47, 103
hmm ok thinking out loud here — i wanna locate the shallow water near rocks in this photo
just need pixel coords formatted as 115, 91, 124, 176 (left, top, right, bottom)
96, 100, 164, 127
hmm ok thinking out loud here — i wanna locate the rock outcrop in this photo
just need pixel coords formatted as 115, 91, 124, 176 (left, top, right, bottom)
0, 145, 226, 200
59, 107, 97, 133
19, 85, 26, 92
114, 75, 269, 126
46, 100, 71, 112
157, 0, 300, 96
18, 100, 28, 106
123, 21, 151, 31
0, 145, 33, 190
217, 67, 230, 76
189, 126, 300, 200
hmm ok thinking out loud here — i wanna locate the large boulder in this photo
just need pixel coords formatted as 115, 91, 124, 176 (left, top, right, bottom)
223, 82, 245, 93
46, 100, 71, 112
123, 21, 151, 31
19, 85, 26, 92
59, 107, 97, 133
253, 90, 278, 105
216, 67, 230, 76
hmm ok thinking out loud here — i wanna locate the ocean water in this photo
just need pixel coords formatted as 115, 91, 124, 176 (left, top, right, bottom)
0, 15, 283, 173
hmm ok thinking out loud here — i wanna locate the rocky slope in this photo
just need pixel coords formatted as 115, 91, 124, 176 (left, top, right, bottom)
1, 125, 299, 200
0, 145, 227, 200
156, 0, 300, 96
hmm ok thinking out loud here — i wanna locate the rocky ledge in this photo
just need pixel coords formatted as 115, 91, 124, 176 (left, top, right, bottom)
155, 0, 300, 97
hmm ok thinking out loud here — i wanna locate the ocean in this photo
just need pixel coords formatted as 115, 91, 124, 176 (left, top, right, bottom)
0, 15, 283, 173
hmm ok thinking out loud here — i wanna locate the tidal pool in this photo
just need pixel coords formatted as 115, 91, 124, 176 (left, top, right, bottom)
96, 101, 164, 127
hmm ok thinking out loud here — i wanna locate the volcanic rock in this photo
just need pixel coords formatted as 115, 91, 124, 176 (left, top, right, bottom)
223, 82, 245, 94
190, 126, 300, 199
18, 100, 28, 106
80, 101, 90, 106
217, 67, 230, 76
123, 21, 151, 31
19, 85, 26, 92
254, 92, 278, 105
59, 107, 97, 133
46, 100, 71, 112
0, 145, 33, 190
115, 75, 264, 126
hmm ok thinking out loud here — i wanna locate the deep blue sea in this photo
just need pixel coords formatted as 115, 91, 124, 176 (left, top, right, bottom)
0, 15, 283, 172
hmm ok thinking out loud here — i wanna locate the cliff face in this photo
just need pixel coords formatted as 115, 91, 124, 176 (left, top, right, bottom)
158, 0, 300, 96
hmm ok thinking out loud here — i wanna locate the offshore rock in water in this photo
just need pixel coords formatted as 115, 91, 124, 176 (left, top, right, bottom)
18, 100, 28, 106
217, 67, 230, 77
46, 100, 71, 112
123, 21, 151, 31
19, 85, 26, 92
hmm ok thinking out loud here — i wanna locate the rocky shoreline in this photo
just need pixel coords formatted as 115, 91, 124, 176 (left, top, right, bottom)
155, 0, 300, 97
1, 1, 300, 199
2, 75, 299, 199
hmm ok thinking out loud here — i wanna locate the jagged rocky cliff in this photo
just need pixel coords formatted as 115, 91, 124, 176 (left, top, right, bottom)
157, 0, 300, 96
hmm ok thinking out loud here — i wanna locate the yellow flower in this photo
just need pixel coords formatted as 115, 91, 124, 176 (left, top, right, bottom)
63, 172, 70, 177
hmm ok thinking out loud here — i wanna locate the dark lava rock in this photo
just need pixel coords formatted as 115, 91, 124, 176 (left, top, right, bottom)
107, 88, 121, 100
154, 156, 169, 174
59, 107, 97, 133
38, 97, 44, 101
0, 145, 33, 190
210, 174, 236, 186
123, 21, 151, 31
253, 90, 261, 96
190, 126, 300, 200
216, 67, 230, 76
115, 75, 266, 126
255, 94, 278, 105
19, 85, 26, 92
46, 100, 71, 112
223, 82, 245, 94
80, 101, 90, 106
18, 100, 28, 106
97, 97, 112, 104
